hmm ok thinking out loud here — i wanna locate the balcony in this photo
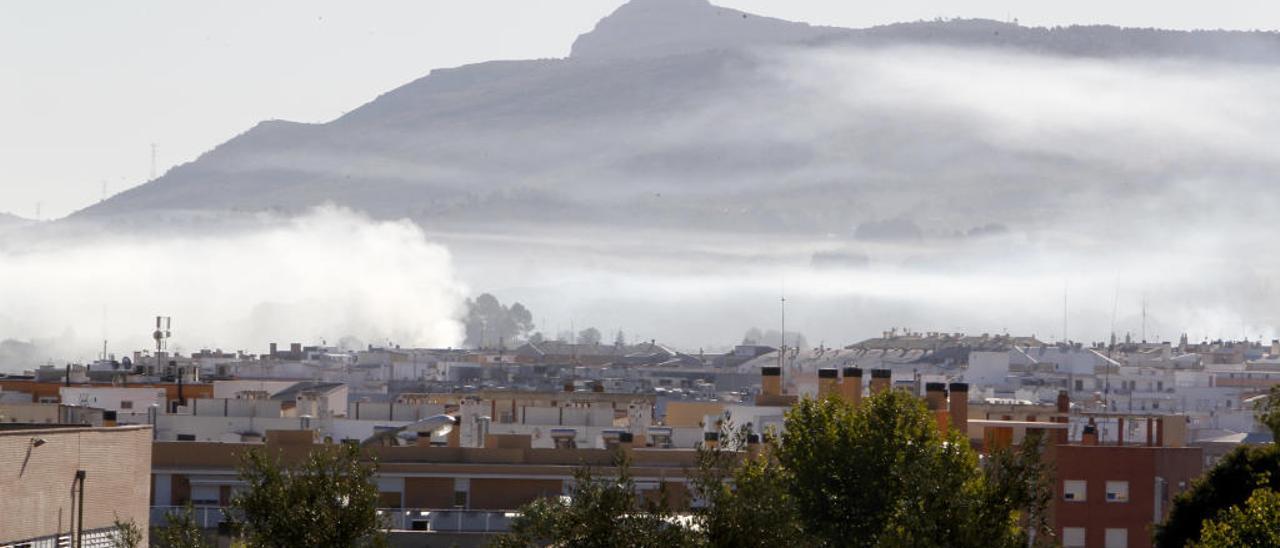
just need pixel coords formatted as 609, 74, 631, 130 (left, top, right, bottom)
150, 505, 516, 533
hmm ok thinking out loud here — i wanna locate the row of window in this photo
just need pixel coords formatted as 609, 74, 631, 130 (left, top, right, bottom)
1062, 526, 1128, 548
1062, 480, 1128, 502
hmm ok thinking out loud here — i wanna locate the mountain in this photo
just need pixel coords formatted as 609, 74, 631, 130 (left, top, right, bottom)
71, 0, 1280, 238
0, 212, 33, 228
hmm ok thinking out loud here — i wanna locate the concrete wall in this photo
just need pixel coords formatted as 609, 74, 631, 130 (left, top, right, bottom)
211, 380, 297, 399
0, 425, 152, 544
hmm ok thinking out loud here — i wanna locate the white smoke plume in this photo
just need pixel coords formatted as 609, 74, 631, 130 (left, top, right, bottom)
0, 207, 465, 369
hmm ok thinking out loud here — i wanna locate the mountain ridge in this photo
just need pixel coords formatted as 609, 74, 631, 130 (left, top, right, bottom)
68, 0, 1280, 238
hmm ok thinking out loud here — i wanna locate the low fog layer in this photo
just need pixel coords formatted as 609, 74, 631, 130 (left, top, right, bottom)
0, 208, 465, 369
11, 2, 1280, 362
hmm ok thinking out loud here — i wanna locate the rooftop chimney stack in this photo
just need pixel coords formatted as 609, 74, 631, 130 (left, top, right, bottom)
818, 368, 838, 400
703, 431, 720, 450
1082, 418, 1099, 446
948, 382, 969, 433
869, 369, 891, 396
925, 382, 947, 411
840, 367, 863, 407
761, 367, 782, 397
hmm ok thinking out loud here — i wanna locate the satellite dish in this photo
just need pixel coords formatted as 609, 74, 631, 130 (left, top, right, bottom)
407, 414, 457, 437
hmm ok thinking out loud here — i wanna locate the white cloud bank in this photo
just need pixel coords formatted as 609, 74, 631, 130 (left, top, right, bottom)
0, 207, 465, 367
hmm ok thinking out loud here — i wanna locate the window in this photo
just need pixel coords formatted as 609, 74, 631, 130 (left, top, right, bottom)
120, 400, 133, 410
1105, 528, 1128, 548
176, 434, 196, 441
1106, 481, 1129, 502
1074, 379, 1084, 391
190, 485, 220, 507
1062, 527, 1086, 547
1063, 480, 1087, 502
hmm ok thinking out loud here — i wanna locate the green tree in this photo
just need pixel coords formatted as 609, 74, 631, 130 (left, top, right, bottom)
1158, 385, 1280, 546
111, 514, 144, 548
1196, 487, 1280, 547
153, 504, 214, 548
1255, 385, 1280, 439
1157, 445, 1280, 547
491, 458, 698, 548
692, 426, 809, 548
577, 327, 602, 346
229, 443, 385, 548
464, 293, 536, 348
978, 430, 1055, 547
776, 390, 1027, 547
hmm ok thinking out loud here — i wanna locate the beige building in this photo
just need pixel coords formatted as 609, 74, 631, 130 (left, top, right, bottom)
1, 424, 152, 547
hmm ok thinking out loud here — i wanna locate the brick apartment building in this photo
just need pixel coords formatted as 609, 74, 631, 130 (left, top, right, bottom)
1, 424, 153, 547
1053, 443, 1202, 548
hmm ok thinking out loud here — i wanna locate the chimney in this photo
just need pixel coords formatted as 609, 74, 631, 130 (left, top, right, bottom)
948, 383, 969, 433
869, 369, 891, 396
269, 342, 277, 356
924, 382, 947, 411
1082, 418, 1099, 445
591, 381, 604, 393
290, 342, 302, 354
1272, 339, 1280, 357
447, 424, 461, 448
817, 368, 839, 400
65, 364, 71, 387
742, 432, 757, 458
702, 431, 720, 450
564, 381, 575, 393
1056, 390, 1070, 414
761, 367, 782, 397
840, 367, 863, 406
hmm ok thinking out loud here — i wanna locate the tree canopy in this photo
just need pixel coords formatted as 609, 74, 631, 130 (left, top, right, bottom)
1156, 384, 1280, 547
464, 293, 535, 348
492, 390, 1051, 548
229, 443, 385, 547
776, 390, 1040, 547
1196, 487, 1280, 547
577, 327, 602, 346
492, 459, 697, 548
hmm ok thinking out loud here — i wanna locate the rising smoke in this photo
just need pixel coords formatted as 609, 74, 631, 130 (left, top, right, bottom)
0, 206, 465, 369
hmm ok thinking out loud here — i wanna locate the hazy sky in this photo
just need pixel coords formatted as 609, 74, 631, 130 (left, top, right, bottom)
2, 0, 1275, 219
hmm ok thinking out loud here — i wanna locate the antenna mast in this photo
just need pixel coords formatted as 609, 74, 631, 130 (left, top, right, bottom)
778, 295, 786, 369
1141, 295, 1148, 343
1062, 280, 1068, 343
150, 143, 158, 180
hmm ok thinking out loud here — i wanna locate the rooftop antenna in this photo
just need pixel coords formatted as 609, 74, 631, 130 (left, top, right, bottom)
1106, 283, 1119, 407
778, 294, 786, 369
1141, 294, 1148, 343
153, 316, 171, 375
1062, 279, 1068, 343
150, 143, 158, 180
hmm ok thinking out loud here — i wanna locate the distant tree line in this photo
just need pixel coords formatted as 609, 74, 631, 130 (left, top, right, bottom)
464, 293, 535, 349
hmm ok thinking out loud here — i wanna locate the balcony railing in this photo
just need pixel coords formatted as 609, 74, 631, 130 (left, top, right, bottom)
150, 506, 516, 533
